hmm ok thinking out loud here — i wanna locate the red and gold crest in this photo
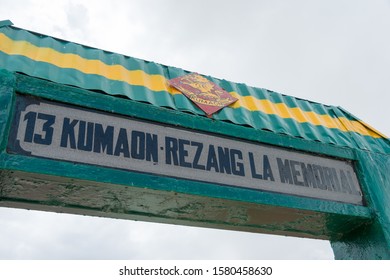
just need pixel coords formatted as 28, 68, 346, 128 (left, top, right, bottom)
168, 73, 237, 116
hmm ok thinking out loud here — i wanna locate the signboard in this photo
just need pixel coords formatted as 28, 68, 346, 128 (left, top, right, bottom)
8, 95, 363, 205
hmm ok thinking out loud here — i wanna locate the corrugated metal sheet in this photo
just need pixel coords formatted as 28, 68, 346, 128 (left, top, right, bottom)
0, 21, 389, 153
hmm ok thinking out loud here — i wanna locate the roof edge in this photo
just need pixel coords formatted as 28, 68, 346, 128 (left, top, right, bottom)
337, 106, 389, 139
0, 20, 13, 28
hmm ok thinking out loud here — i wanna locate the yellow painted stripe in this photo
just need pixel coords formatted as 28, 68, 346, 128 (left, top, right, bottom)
0, 33, 181, 94
229, 92, 386, 138
0, 33, 385, 139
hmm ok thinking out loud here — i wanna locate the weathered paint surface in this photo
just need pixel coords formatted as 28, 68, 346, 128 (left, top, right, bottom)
0, 170, 369, 240
331, 151, 390, 259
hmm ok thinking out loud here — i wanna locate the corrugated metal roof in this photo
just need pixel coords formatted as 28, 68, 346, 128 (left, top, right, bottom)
0, 21, 389, 153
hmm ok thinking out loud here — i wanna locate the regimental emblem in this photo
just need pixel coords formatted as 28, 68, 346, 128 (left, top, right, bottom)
168, 73, 238, 116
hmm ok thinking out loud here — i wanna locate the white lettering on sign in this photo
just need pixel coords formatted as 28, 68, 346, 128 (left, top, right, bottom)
8, 95, 363, 205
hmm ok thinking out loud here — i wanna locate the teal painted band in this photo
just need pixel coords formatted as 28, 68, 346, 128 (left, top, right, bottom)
0, 69, 15, 151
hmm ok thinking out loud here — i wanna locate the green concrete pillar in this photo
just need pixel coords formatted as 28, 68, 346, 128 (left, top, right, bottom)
331, 151, 390, 259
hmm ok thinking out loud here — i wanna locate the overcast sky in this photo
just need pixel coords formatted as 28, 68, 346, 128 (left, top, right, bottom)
0, 0, 389, 260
